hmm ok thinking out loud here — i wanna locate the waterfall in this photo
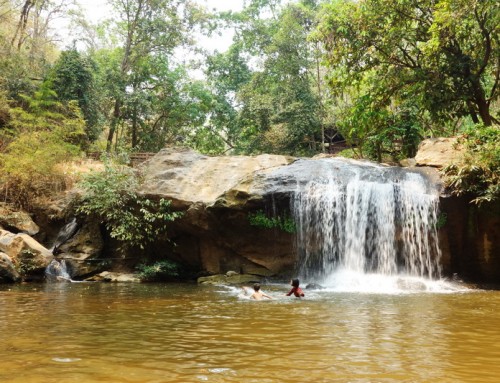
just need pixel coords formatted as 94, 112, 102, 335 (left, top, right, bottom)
291, 159, 441, 286
45, 259, 71, 282
50, 218, 78, 254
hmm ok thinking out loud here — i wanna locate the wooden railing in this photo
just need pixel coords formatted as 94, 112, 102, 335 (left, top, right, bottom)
86, 152, 157, 167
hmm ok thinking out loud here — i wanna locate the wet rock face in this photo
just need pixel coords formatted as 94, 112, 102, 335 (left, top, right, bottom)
139, 150, 445, 279
439, 198, 500, 284
137, 147, 500, 283
56, 221, 105, 279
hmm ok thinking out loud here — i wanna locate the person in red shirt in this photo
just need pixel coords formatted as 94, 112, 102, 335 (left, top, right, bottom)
286, 278, 305, 298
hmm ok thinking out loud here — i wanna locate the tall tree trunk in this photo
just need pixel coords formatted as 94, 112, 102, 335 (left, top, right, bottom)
476, 98, 492, 126
467, 101, 480, 124
107, 100, 121, 152
472, 77, 492, 126
315, 41, 325, 153
131, 105, 138, 149
11, 0, 35, 50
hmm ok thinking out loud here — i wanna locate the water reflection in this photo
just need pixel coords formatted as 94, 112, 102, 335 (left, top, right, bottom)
0, 283, 499, 383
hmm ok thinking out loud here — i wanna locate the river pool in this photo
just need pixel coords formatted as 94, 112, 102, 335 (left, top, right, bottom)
1, 282, 499, 383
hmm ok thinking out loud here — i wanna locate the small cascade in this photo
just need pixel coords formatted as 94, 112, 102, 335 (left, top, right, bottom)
291, 158, 442, 286
50, 218, 78, 254
45, 259, 72, 282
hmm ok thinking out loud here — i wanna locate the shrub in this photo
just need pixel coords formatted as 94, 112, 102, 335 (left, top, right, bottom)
136, 260, 180, 282
76, 162, 182, 248
0, 84, 86, 208
248, 210, 296, 233
443, 125, 500, 205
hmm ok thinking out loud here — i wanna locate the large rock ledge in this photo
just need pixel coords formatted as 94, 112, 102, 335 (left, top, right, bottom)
139, 147, 296, 208
0, 139, 498, 284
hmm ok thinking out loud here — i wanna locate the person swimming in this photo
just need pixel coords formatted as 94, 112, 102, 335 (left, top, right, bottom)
242, 283, 273, 300
286, 278, 305, 298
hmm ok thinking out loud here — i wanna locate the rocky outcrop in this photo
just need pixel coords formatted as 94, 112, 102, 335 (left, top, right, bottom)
140, 147, 295, 208
0, 203, 39, 235
413, 138, 500, 284
415, 137, 465, 168
439, 198, 500, 284
0, 229, 53, 280
138, 148, 297, 278
139, 149, 444, 279
0, 252, 20, 282
135, 146, 500, 284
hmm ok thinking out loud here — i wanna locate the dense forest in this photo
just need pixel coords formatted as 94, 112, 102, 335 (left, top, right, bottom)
0, 0, 498, 209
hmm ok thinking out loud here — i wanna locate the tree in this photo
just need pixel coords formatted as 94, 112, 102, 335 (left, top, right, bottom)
317, 0, 499, 127
50, 49, 102, 141
204, 0, 327, 155
77, 161, 182, 249
104, 0, 207, 151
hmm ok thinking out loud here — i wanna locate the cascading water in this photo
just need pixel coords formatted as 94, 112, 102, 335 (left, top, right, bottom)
45, 259, 71, 282
50, 218, 78, 254
290, 158, 444, 292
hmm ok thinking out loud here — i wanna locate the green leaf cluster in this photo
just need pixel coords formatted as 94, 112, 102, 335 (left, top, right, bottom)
443, 125, 500, 205
316, 0, 499, 160
248, 210, 296, 233
76, 162, 182, 248
136, 260, 180, 282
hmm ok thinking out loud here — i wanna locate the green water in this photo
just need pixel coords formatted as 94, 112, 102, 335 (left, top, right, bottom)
0, 282, 499, 382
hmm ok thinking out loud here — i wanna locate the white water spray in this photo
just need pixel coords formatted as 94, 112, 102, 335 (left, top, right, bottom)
45, 259, 71, 282
292, 159, 444, 292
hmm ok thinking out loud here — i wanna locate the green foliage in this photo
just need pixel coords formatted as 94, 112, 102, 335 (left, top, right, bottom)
435, 213, 448, 229
17, 250, 42, 275
248, 210, 296, 233
76, 162, 182, 248
443, 125, 500, 205
203, 0, 326, 155
50, 49, 103, 141
136, 260, 180, 282
316, 0, 499, 160
0, 83, 85, 208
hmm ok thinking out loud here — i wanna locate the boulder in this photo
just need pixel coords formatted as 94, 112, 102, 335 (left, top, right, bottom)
415, 137, 465, 168
0, 203, 39, 235
0, 229, 53, 279
0, 252, 21, 283
86, 271, 140, 283
197, 273, 261, 285
139, 147, 294, 208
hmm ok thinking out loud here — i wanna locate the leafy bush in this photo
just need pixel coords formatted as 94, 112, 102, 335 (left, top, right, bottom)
136, 260, 180, 282
443, 125, 500, 205
248, 210, 296, 233
76, 162, 182, 248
